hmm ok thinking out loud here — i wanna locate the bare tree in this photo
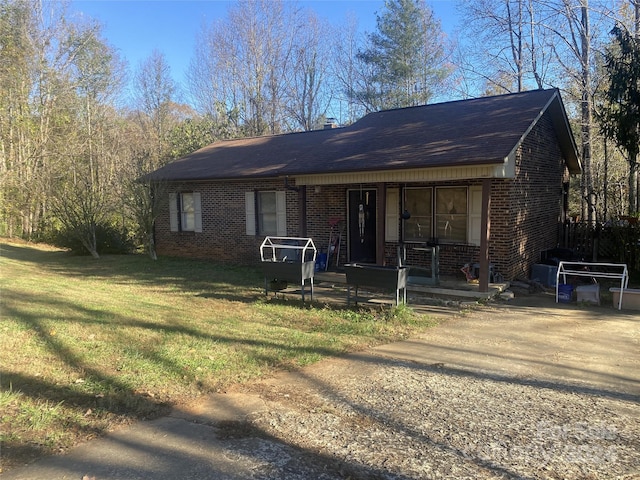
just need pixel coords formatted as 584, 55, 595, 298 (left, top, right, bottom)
458, 0, 610, 221
132, 49, 178, 161
125, 50, 182, 258
50, 19, 124, 257
0, 0, 66, 239
0, 0, 124, 245
458, 0, 553, 92
122, 151, 169, 260
331, 13, 372, 123
187, 0, 301, 136
0, 0, 37, 237
284, 10, 332, 131
540, 0, 608, 223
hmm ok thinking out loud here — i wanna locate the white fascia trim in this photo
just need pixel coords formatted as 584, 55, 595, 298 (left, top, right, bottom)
505, 92, 555, 170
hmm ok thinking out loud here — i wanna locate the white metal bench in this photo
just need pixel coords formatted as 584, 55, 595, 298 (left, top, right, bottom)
555, 261, 629, 310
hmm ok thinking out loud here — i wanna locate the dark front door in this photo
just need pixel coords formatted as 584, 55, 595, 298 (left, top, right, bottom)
348, 189, 377, 263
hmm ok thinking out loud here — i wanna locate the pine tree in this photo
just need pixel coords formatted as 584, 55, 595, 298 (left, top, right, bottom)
355, 0, 450, 111
601, 24, 640, 214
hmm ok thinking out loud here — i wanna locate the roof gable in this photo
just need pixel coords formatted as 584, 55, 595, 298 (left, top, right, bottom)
145, 89, 580, 182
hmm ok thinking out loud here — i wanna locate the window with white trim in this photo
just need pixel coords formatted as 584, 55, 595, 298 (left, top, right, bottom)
245, 191, 287, 236
404, 187, 433, 242
402, 186, 480, 245
169, 192, 202, 232
435, 187, 467, 243
258, 191, 277, 235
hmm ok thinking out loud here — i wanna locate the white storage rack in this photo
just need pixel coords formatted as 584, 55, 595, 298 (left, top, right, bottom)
555, 261, 629, 310
259, 236, 317, 302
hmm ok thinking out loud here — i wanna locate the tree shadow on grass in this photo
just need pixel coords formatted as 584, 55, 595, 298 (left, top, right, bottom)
0, 241, 365, 470
0, 242, 265, 305
0, 271, 370, 470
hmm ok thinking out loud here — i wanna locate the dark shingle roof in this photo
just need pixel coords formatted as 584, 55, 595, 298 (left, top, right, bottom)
145, 88, 580, 182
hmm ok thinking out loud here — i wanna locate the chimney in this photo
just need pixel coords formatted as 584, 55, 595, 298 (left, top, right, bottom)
323, 117, 338, 129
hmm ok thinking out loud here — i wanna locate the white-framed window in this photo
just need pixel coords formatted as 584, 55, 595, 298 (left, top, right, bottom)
403, 187, 433, 242
258, 191, 277, 235
435, 187, 467, 243
402, 186, 481, 245
169, 192, 202, 232
245, 191, 286, 236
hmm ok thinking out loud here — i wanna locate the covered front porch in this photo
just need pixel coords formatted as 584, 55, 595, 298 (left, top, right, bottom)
298, 178, 496, 293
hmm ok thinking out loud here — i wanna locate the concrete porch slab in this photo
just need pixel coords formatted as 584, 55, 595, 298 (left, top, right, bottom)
314, 271, 509, 301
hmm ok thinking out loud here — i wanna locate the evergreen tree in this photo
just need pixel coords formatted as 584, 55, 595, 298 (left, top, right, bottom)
355, 0, 450, 111
601, 24, 640, 214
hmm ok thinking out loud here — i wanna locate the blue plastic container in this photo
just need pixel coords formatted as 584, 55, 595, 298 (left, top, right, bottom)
315, 253, 327, 272
557, 284, 573, 303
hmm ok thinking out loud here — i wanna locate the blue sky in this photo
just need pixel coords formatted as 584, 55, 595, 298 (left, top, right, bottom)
69, 0, 460, 92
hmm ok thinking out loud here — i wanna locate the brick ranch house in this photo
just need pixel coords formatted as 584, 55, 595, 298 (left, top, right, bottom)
145, 88, 581, 290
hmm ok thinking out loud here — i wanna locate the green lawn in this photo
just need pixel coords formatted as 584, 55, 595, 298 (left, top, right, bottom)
0, 240, 438, 470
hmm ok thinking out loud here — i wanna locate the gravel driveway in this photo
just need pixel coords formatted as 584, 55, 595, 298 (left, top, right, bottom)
5, 293, 639, 479
179, 293, 639, 480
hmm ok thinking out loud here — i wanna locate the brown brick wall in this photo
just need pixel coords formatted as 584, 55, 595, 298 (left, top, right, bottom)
489, 112, 566, 280
155, 179, 300, 264
305, 184, 348, 265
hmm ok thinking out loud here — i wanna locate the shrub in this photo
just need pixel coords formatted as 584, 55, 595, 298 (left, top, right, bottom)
49, 223, 136, 255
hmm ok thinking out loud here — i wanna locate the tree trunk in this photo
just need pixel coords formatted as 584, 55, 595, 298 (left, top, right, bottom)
82, 231, 100, 259
629, 0, 640, 213
604, 137, 608, 220
147, 232, 158, 260
630, 158, 638, 214
580, 1, 595, 224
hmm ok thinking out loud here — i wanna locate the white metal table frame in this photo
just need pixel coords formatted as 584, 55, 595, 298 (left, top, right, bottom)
555, 261, 629, 310
259, 236, 317, 302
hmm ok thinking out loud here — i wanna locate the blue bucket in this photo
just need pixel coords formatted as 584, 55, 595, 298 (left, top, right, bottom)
558, 284, 573, 303
315, 253, 327, 272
